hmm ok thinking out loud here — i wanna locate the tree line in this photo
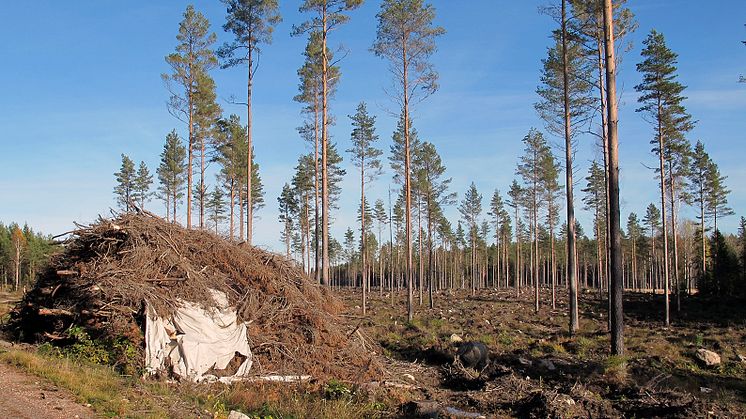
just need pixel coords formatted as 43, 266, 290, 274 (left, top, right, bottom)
0, 223, 57, 291
109, 0, 742, 355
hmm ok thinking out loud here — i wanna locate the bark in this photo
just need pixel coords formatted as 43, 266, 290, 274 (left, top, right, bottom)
404, 42, 414, 321
657, 98, 671, 326
604, 0, 624, 355
247, 45, 254, 243
562, 0, 579, 334
321, 7, 330, 286
361, 156, 367, 314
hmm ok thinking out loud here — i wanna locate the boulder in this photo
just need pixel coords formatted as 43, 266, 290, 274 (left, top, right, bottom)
695, 349, 721, 367
537, 359, 556, 371
456, 341, 489, 370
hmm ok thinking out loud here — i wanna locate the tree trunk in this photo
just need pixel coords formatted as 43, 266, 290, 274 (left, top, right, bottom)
604, 0, 624, 355
321, 8, 330, 286
403, 42, 414, 321
361, 157, 367, 314
657, 98, 671, 326
247, 46, 254, 244
667, 160, 681, 312
562, 0, 579, 334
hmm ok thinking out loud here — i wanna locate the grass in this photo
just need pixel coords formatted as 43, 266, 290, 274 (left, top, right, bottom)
0, 347, 394, 419
602, 355, 629, 384
0, 348, 163, 417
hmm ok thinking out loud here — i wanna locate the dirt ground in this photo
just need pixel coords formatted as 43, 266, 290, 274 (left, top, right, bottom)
336, 287, 746, 418
0, 351, 94, 419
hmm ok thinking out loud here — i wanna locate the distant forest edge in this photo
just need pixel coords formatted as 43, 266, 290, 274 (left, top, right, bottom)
0, 223, 58, 291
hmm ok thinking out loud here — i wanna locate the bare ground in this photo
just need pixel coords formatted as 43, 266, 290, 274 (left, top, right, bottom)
0, 348, 94, 419
336, 287, 746, 418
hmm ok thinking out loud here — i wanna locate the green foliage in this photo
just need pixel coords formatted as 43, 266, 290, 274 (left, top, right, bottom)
162, 5, 217, 124
133, 161, 153, 209
218, 0, 282, 70
534, 16, 595, 138
372, 0, 445, 101
324, 379, 353, 400
157, 130, 188, 221
0, 222, 57, 290
703, 231, 741, 296
113, 154, 136, 211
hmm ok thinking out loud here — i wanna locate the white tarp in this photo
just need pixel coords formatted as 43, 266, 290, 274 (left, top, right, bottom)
145, 289, 252, 383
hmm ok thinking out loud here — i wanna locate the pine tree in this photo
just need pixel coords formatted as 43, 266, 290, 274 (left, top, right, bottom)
207, 184, 226, 234
134, 161, 153, 210
193, 70, 222, 229
347, 102, 382, 314
643, 203, 662, 292
248, 148, 265, 220
459, 182, 483, 296
636, 29, 694, 326
294, 30, 341, 283
374, 198, 389, 295
162, 5, 217, 229
536, 0, 595, 334
687, 141, 712, 284
278, 183, 298, 259
295, 0, 363, 287
516, 128, 551, 313
413, 141, 455, 308
507, 180, 525, 297
114, 154, 136, 212
373, 0, 445, 321
540, 146, 562, 309
705, 160, 733, 233
292, 154, 315, 273
214, 115, 247, 239
626, 212, 643, 290
219, 0, 281, 243
582, 160, 606, 291
157, 130, 187, 222
489, 190, 507, 289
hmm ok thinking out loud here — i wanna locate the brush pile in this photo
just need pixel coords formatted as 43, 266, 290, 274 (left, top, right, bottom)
9, 212, 381, 381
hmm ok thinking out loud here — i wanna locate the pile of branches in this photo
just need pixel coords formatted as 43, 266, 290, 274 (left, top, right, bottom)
8, 212, 381, 382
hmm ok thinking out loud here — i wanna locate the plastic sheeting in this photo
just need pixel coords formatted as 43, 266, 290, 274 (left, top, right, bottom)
145, 289, 252, 383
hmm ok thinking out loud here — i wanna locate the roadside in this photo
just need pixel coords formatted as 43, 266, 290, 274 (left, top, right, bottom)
0, 344, 94, 419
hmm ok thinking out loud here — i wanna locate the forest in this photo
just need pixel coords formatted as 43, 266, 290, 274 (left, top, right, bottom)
1, 0, 745, 417
103, 0, 744, 330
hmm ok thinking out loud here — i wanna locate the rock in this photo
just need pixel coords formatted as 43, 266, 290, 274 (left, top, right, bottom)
518, 357, 533, 366
456, 341, 489, 370
537, 359, 556, 371
695, 349, 721, 367
700, 387, 713, 394
228, 411, 252, 419
450, 334, 463, 343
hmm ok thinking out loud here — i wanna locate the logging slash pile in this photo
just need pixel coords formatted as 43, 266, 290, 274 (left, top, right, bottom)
8, 212, 381, 381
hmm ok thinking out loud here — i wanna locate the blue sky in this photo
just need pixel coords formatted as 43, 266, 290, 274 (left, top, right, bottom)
1, 1, 744, 251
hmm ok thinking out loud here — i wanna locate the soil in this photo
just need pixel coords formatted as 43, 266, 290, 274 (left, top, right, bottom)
336, 287, 746, 418
0, 354, 94, 419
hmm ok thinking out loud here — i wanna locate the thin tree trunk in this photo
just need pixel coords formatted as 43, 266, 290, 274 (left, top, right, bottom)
604, 0, 624, 354
246, 47, 254, 244
321, 7, 330, 286
403, 43, 414, 321
657, 97, 671, 326
229, 179, 235, 240
562, 0, 579, 334
361, 157, 367, 314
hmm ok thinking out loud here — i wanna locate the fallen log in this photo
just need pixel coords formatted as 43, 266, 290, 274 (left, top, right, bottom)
38, 308, 73, 316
